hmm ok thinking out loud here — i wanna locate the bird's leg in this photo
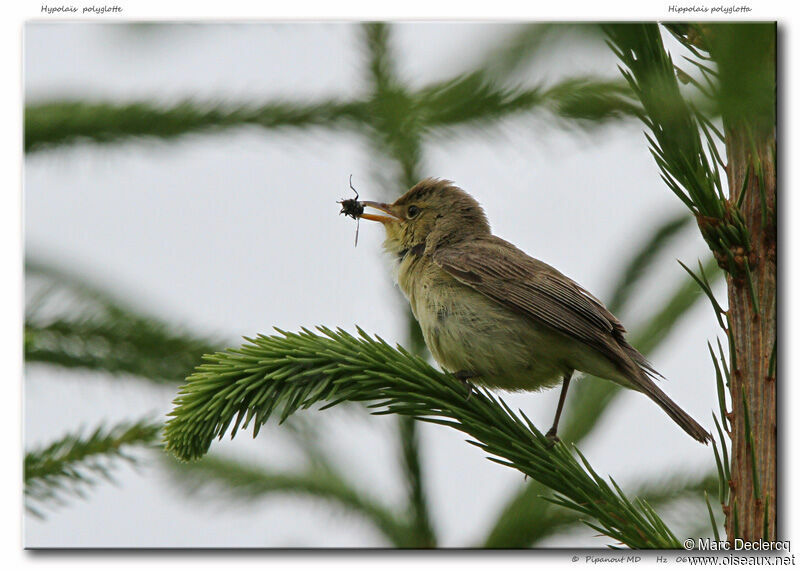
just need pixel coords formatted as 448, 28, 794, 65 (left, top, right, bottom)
545, 371, 573, 446
453, 370, 477, 400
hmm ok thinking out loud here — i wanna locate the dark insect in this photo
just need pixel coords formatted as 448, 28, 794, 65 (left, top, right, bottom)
338, 174, 364, 219
338, 174, 364, 246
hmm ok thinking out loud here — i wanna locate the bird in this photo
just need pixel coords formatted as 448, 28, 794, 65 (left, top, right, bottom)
355, 177, 710, 444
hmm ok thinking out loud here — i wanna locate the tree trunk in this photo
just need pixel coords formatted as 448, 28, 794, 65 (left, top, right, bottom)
723, 125, 777, 541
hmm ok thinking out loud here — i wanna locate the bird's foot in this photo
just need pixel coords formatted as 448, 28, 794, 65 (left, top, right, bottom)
453, 370, 477, 400
545, 429, 561, 449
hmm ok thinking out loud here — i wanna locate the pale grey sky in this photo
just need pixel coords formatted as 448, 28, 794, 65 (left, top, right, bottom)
24, 22, 723, 547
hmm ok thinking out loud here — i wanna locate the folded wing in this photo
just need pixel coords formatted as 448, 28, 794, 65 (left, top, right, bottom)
433, 236, 628, 364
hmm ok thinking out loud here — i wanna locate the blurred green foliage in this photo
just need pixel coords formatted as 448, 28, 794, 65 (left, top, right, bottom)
23, 22, 754, 546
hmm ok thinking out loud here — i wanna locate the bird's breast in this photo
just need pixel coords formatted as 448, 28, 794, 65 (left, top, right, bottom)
400, 259, 569, 392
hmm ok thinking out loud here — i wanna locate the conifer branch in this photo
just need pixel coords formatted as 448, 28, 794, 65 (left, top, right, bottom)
26, 258, 222, 384
603, 23, 751, 279
483, 470, 718, 547
25, 77, 639, 155
604, 24, 721, 218
397, 416, 437, 547
24, 99, 366, 152
24, 419, 162, 517
165, 326, 682, 548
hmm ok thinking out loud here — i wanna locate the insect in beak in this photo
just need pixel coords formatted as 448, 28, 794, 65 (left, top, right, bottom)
337, 174, 365, 247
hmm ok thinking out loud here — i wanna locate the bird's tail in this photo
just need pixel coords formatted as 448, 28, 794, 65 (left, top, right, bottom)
641, 379, 711, 444
624, 348, 711, 444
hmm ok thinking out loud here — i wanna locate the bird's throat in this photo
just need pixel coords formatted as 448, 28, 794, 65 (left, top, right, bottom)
397, 242, 426, 260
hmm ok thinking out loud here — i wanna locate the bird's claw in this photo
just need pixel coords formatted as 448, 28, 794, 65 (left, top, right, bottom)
453, 371, 476, 400
545, 430, 561, 449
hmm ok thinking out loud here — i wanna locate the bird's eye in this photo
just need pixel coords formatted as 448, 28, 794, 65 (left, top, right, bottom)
407, 205, 421, 218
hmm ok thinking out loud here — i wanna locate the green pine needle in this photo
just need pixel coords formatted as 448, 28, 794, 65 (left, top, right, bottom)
705, 491, 721, 542
740, 386, 761, 499
604, 23, 726, 239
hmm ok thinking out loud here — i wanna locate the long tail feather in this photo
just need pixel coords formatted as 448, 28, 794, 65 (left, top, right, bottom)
622, 345, 711, 444
642, 379, 711, 443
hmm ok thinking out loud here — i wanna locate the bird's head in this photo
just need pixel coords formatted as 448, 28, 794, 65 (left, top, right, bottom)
360, 178, 490, 257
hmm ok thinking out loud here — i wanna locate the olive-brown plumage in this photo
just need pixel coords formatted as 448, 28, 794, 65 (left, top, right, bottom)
357, 178, 710, 443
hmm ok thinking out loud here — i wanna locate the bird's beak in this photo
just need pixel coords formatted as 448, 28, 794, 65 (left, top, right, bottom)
359, 201, 402, 224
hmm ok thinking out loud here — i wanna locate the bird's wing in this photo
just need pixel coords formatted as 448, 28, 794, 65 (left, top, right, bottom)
432, 236, 626, 354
